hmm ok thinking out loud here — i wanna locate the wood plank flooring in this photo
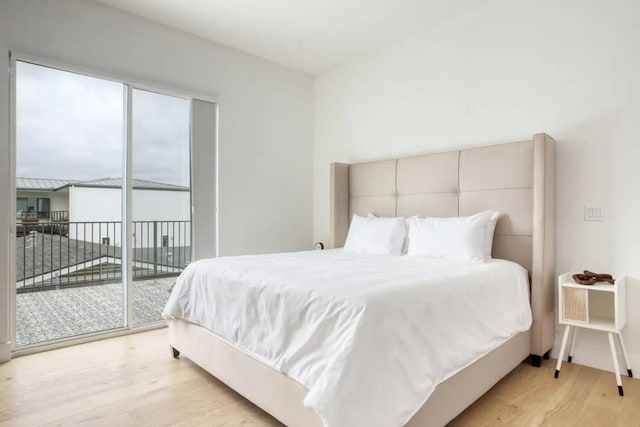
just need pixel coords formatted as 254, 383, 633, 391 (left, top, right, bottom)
0, 329, 638, 426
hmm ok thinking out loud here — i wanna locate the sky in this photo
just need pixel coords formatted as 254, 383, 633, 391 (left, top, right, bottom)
16, 61, 191, 187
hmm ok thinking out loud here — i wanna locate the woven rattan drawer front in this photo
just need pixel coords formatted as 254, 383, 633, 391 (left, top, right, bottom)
563, 287, 589, 323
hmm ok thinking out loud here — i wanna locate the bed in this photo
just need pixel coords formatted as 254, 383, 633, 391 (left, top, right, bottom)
164, 133, 556, 426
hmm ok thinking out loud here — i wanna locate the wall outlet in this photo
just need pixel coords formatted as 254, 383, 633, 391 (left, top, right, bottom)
584, 205, 605, 221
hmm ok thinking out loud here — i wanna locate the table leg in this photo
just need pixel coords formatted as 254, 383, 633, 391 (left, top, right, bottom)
608, 332, 624, 396
555, 325, 571, 378
568, 327, 578, 363
616, 333, 633, 378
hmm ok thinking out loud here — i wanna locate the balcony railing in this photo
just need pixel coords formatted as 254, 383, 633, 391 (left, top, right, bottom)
17, 210, 69, 221
16, 220, 191, 293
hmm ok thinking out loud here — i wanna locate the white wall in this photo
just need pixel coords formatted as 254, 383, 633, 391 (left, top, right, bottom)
69, 186, 191, 247
132, 189, 192, 250
0, 0, 312, 359
69, 187, 120, 222
133, 190, 191, 222
314, 0, 640, 374
69, 187, 190, 223
49, 192, 69, 214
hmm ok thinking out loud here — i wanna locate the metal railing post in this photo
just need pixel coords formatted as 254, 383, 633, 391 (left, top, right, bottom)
153, 221, 158, 276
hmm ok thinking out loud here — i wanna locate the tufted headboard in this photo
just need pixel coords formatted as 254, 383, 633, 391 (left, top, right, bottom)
329, 133, 555, 360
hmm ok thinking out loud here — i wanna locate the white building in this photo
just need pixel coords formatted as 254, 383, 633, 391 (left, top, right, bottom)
16, 177, 191, 249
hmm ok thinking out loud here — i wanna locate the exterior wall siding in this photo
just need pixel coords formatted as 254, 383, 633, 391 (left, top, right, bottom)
68, 186, 190, 248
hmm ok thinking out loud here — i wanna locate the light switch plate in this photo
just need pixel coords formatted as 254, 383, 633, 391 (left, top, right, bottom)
584, 205, 605, 221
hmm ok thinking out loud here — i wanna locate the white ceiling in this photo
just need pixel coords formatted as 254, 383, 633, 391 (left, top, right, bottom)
96, 0, 467, 74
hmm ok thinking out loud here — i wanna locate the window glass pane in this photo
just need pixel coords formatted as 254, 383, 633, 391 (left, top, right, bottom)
15, 61, 125, 347
37, 198, 50, 212
131, 88, 191, 326
16, 198, 27, 212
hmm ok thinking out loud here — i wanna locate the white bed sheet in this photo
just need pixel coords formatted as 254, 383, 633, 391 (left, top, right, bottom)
163, 249, 531, 427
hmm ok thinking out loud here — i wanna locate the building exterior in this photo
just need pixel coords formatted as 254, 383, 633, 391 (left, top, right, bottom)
16, 178, 73, 222
16, 177, 191, 248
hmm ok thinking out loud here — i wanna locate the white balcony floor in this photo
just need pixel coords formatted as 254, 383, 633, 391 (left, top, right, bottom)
16, 277, 175, 347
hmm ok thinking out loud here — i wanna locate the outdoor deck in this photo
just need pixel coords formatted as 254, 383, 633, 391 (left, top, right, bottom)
16, 276, 175, 347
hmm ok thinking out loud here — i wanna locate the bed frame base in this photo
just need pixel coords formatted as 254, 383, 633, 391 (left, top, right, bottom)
171, 346, 180, 359
530, 349, 551, 368
168, 319, 530, 427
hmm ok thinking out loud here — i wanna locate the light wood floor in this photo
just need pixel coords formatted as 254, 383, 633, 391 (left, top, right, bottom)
1, 329, 638, 427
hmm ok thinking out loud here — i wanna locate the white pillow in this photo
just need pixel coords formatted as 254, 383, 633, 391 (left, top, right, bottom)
485, 211, 500, 259
343, 214, 407, 256
407, 211, 498, 261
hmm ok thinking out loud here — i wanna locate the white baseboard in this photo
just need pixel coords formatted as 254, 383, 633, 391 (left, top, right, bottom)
0, 341, 11, 364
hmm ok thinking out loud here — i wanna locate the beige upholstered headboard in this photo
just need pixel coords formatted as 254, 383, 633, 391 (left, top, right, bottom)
329, 133, 555, 360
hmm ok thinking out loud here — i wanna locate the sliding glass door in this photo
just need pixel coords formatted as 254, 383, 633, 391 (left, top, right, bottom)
9, 57, 212, 351
131, 88, 191, 326
14, 61, 126, 346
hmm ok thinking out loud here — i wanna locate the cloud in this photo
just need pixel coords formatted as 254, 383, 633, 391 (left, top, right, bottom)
132, 88, 190, 187
16, 61, 191, 187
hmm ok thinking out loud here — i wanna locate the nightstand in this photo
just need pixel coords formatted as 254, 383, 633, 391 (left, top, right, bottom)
554, 272, 632, 396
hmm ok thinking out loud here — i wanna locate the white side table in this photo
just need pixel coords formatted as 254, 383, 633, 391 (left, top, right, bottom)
554, 272, 632, 396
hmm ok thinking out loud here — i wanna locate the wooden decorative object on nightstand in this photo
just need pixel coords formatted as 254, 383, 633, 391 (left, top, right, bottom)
554, 272, 632, 396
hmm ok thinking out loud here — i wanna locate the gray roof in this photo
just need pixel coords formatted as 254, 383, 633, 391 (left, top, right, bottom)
16, 178, 77, 191
16, 232, 191, 282
16, 232, 115, 282
17, 177, 189, 192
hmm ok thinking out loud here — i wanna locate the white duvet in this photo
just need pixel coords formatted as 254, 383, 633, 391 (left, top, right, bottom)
163, 249, 531, 427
